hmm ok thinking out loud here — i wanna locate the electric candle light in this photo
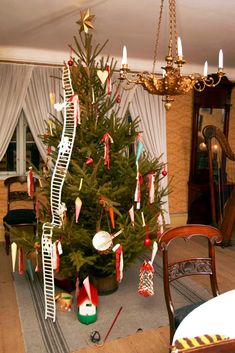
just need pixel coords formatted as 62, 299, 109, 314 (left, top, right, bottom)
219, 49, 223, 69
203, 61, 208, 77
177, 37, 183, 57
122, 45, 127, 66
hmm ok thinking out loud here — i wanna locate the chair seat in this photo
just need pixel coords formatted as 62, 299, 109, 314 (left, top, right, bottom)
3, 209, 36, 225
175, 301, 205, 329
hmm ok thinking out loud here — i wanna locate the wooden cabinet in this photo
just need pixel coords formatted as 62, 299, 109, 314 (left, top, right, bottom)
188, 75, 234, 224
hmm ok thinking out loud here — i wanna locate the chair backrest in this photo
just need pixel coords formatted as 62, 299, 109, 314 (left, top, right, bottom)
158, 224, 222, 336
4, 175, 38, 211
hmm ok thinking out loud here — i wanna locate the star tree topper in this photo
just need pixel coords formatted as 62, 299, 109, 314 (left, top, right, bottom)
77, 9, 95, 33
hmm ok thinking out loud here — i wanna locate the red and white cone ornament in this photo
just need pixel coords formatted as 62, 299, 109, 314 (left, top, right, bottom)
138, 241, 158, 296
101, 132, 113, 169
75, 197, 82, 223
157, 213, 164, 238
112, 244, 123, 283
27, 167, 34, 198
69, 94, 80, 125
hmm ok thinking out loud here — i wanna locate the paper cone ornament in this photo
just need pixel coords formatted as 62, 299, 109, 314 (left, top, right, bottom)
83, 276, 92, 301
112, 244, 123, 282
75, 197, 82, 223
128, 205, 135, 226
11, 242, 17, 272
109, 207, 115, 229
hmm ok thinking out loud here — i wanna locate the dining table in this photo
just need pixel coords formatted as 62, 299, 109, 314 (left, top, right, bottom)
173, 289, 235, 343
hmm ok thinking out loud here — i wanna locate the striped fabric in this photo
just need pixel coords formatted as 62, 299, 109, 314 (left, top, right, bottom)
172, 334, 229, 352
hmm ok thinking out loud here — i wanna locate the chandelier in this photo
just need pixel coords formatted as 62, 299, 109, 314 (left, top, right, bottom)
119, 0, 224, 110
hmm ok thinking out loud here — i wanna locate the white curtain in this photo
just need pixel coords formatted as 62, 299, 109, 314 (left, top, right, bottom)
23, 66, 62, 162
0, 64, 33, 160
130, 86, 170, 224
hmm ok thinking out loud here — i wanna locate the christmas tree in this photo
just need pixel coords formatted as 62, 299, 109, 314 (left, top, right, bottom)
30, 10, 168, 283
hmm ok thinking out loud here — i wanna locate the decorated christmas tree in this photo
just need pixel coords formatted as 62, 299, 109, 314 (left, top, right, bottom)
20, 10, 168, 285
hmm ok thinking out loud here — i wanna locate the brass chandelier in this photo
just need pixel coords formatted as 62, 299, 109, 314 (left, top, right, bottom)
119, 0, 224, 110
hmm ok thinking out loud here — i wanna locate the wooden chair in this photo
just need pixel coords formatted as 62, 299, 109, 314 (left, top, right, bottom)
158, 224, 222, 344
3, 175, 39, 255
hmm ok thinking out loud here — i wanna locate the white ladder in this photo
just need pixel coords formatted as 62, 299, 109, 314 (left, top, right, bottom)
41, 64, 77, 321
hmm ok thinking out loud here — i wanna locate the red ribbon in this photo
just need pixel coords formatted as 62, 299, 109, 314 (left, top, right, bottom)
134, 172, 143, 208
101, 132, 113, 169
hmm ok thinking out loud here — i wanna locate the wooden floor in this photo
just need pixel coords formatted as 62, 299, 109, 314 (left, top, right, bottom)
1, 234, 235, 353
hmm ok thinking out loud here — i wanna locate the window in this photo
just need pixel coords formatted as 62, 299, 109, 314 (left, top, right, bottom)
0, 110, 43, 175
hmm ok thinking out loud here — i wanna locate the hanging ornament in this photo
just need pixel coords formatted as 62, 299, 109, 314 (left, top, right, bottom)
101, 132, 113, 169
92, 229, 122, 254
68, 47, 73, 66
48, 119, 55, 136
112, 244, 123, 282
144, 224, 151, 246
108, 207, 115, 229
162, 164, 168, 176
75, 196, 82, 223
27, 167, 34, 198
18, 247, 24, 275
85, 157, 93, 165
157, 213, 164, 238
105, 63, 112, 95
128, 205, 135, 227
11, 242, 17, 272
148, 172, 156, 204
52, 240, 63, 272
134, 172, 143, 209
97, 69, 108, 84
135, 132, 144, 166
138, 242, 158, 296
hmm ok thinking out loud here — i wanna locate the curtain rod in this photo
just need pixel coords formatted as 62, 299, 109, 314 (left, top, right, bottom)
0, 59, 63, 67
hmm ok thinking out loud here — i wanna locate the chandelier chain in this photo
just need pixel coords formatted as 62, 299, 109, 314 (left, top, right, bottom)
169, 0, 178, 57
152, 0, 164, 73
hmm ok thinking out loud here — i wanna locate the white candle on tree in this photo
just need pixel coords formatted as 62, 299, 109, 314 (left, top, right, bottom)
219, 49, 223, 69
203, 61, 208, 76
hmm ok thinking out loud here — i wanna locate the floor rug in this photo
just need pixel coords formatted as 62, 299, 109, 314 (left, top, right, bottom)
13, 253, 211, 353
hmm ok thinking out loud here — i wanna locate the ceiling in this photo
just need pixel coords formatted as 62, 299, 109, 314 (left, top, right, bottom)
1, 0, 235, 78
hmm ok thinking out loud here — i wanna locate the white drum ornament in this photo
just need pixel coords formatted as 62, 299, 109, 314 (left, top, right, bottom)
92, 230, 123, 255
